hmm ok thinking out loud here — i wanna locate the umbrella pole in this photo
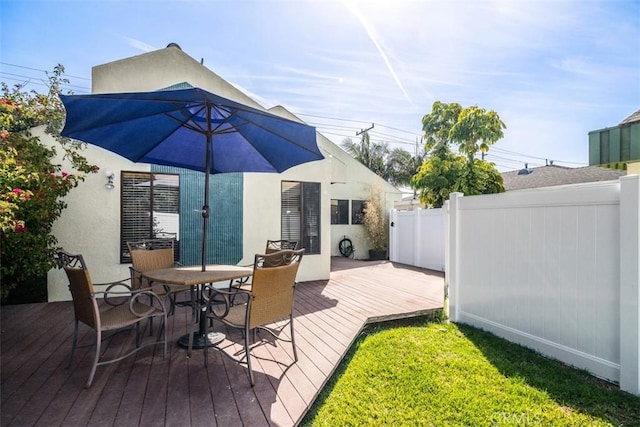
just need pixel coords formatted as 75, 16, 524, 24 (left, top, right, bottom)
202, 105, 212, 272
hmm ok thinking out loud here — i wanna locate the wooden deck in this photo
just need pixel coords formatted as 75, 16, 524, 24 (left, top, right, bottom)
1, 258, 444, 427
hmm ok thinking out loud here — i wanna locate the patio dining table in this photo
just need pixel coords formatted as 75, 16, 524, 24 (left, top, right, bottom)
141, 264, 253, 356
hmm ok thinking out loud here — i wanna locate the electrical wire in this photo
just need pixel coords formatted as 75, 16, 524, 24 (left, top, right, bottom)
0, 62, 90, 81
0, 62, 91, 94
0, 72, 90, 93
491, 146, 587, 166
0, 61, 589, 168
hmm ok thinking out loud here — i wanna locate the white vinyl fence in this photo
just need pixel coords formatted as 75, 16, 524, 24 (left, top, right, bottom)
389, 207, 445, 271
446, 176, 639, 396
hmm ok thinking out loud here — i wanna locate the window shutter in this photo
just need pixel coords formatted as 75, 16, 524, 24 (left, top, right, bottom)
302, 182, 320, 254
281, 181, 320, 255
281, 181, 301, 242
120, 171, 180, 263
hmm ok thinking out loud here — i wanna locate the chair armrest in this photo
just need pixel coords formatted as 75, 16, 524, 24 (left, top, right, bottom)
93, 283, 166, 317
96, 278, 133, 306
230, 276, 251, 288
96, 277, 132, 289
232, 264, 253, 286
204, 285, 249, 319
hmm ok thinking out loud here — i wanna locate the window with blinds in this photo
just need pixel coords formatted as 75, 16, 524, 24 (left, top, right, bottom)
120, 171, 180, 263
281, 181, 320, 254
331, 199, 349, 224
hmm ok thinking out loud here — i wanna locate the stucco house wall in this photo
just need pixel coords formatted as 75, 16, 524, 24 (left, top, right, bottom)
47, 44, 401, 301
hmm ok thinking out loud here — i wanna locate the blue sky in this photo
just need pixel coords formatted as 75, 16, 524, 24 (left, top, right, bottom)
1, 0, 639, 171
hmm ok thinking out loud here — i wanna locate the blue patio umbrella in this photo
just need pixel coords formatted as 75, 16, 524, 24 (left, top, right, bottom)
60, 86, 323, 271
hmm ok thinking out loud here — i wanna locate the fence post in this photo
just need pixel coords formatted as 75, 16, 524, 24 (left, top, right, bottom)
620, 175, 640, 396
447, 192, 463, 322
414, 208, 422, 267
389, 209, 398, 262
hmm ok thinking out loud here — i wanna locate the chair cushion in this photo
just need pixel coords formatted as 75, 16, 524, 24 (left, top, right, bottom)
224, 304, 247, 328
100, 302, 163, 331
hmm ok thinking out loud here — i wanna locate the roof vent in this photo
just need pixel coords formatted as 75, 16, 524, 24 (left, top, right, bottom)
518, 163, 532, 175
166, 42, 182, 50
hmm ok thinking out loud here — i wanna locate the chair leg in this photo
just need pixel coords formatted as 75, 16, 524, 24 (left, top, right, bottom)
86, 329, 102, 388
204, 324, 209, 368
245, 324, 254, 386
160, 314, 167, 360
244, 325, 256, 387
290, 315, 298, 362
168, 293, 176, 316
68, 320, 79, 369
156, 315, 166, 345
190, 288, 196, 318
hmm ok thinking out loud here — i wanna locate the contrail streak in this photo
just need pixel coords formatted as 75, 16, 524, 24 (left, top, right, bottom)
345, 1, 411, 102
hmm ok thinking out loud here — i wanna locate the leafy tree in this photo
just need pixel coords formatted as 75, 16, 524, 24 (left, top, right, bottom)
450, 105, 506, 162
386, 146, 425, 188
0, 65, 97, 302
341, 132, 389, 178
411, 143, 465, 208
341, 132, 424, 188
411, 101, 505, 207
421, 101, 463, 151
458, 157, 505, 196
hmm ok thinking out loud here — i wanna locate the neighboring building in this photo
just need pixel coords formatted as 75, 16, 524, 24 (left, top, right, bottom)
502, 164, 626, 191
46, 43, 401, 301
589, 109, 640, 174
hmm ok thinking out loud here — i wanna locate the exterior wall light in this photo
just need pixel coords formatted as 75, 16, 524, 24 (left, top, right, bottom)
105, 170, 115, 190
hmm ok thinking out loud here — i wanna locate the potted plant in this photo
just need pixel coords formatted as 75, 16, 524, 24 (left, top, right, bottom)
363, 184, 388, 261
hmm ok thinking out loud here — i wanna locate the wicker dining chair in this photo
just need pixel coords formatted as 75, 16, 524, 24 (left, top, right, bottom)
128, 239, 190, 315
265, 239, 299, 254
230, 239, 300, 293
203, 249, 304, 386
229, 246, 303, 307
57, 250, 167, 388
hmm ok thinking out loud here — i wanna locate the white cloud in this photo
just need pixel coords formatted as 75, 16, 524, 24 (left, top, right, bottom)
121, 37, 157, 53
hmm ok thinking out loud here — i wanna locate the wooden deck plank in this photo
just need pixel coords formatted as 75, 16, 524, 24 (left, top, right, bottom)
1, 303, 73, 387
0, 258, 443, 426
204, 351, 243, 426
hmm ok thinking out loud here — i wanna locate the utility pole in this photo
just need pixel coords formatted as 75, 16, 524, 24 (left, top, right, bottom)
356, 123, 374, 136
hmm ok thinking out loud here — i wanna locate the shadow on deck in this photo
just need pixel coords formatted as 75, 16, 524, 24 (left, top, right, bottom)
1, 257, 444, 426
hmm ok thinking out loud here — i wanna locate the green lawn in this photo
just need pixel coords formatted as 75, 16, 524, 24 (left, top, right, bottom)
302, 316, 640, 426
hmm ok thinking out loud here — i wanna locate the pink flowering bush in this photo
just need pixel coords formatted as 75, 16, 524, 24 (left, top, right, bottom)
0, 65, 97, 302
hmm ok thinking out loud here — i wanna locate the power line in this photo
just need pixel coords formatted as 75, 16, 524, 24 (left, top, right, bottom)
296, 111, 422, 145
0, 61, 590, 169
484, 153, 532, 165
295, 111, 376, 126
0, 72, 90, 92
296, 96, 589, 169
368, 130, 419, 145
374, 122, 422, 137
491, 146, 586, 166
0, 74, 90, 94
0, 62, 91, 81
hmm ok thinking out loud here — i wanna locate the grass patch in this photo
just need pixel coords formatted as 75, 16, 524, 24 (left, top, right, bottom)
302, 315, 640, 426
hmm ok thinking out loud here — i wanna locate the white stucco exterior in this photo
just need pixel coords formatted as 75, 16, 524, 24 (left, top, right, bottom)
47, 44, 401, 301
